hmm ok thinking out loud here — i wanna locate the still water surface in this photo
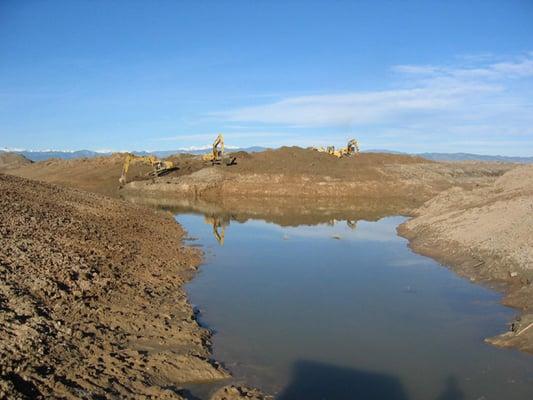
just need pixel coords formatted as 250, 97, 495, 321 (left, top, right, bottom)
178, 213, 533, 399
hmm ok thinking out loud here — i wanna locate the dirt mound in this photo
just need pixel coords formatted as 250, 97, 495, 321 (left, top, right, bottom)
5, 154, 129, 198
6, 153, 207, 198
0, 174, 227, 399
228, 147, 428, 178
0, 152, 32, 171
7, 147, 513, 205
399, 164, 533, 352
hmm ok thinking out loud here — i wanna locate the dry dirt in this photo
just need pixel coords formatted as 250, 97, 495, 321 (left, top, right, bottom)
0, 153, 32, 172
0, 174, 244, 399
122, 147, 514, 210
7, 153, 206, 199
8, 148, 514, 205
399, 165, 533, 352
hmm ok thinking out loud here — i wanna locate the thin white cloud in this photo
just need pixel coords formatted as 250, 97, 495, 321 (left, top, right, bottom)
215, 54, 533, 148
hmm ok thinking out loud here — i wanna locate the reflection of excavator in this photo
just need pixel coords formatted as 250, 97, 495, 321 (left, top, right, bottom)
346, 220, 357, 230
202, 134, 236, 166
204, 215, 229, 245
314, 139, 360, 158
119, 153, 176, 187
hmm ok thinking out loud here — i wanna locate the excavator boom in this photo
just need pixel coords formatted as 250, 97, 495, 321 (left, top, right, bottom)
202, 134, 236, 165
118, 153, 176, 187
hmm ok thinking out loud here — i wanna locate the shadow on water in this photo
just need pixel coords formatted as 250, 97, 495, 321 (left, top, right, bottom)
435, 376, 465, 400
278, 360, 409, 400
278, 360, 464, 400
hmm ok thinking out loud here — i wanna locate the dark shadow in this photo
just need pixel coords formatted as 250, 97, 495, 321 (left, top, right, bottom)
277, 360, 409, 400
436, 376, 465, 400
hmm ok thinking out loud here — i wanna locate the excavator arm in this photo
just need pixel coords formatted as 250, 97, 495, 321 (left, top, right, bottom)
119, 153, 176, 187
202, 134, 235, 165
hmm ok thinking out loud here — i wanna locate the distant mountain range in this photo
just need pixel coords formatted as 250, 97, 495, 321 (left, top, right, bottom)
415, 152, 533, 163
365, 150, 533, 164
1, 147, 532, 164
0, 147, 266, 162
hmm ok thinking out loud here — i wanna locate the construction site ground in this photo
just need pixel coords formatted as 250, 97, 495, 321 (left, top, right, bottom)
1, 147, 532, 398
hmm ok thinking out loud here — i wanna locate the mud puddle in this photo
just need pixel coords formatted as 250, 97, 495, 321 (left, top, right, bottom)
177, 213, 533, 399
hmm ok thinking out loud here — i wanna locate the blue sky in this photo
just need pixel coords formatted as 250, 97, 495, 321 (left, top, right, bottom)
1, 0, 532, 155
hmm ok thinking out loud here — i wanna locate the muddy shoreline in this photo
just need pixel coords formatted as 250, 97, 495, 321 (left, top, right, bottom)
398, 165, 533, 353
0, 174, 235, 399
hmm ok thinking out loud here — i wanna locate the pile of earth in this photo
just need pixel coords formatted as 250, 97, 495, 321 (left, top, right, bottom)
6, 147, 514, 205
228, 146, 427, 178
0, 174, 239, 399
399, 164, 533, 352
5, 153, 206, 198
0, 152, 32, 172
121, 147, 515, 210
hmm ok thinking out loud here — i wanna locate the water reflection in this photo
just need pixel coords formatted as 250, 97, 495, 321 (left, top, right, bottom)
203, 214, 360, 246
204, 215, 228, 245
121, 193, 415, 227
180, 214, 533, 399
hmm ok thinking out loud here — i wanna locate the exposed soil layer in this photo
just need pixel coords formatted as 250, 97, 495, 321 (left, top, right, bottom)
0, 174, 231, 399
122, 148, 514, 208
7, 153, 206, 199
8, 148, 514, 204
398, 165, 533, 353
0, 152, 32, 172
121, 193, 417, 227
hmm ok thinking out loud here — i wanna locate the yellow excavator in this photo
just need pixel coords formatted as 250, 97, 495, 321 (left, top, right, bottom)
118, 153, 176, 187
202, 134, 236, 165
315, 139, 360, 158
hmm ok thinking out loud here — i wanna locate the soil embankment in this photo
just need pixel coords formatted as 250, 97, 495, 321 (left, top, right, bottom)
7, 148, 514, 206
122, 147, 514, 210
399, 165, 533, 352
0, 174, 232, 399
7, 153, 205, 199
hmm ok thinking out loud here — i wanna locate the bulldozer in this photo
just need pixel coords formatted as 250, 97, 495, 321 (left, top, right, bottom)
202, 134, 236, 166
314, 139, 360, 158
118, 153, 176, 187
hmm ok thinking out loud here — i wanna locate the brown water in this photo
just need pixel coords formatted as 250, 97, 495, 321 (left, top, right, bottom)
178, 213, 533, 399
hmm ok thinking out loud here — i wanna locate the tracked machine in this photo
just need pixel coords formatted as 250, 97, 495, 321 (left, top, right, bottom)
202, 134, 236, 166
118, 153, 177, 187
314, 138, 360, 158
